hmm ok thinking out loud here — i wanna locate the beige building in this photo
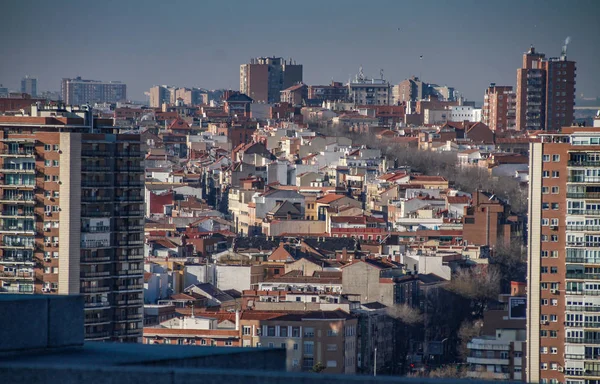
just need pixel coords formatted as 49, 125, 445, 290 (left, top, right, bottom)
0, 105, 144, 342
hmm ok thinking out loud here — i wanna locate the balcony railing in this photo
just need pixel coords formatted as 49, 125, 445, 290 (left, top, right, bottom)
569, 161, 600, 167
81, 271, 111, 278
116, 151, 142, 158
566, 306, 600, 312
115, 239, 144, 247
84, 316, 111, 324
0, 241, 35, 249
567, 192, 600, 199
566, 290, 600, 296
0, 195, 35, 203
85, 331, 110, 339
569, 177, 600, 183
82, 165, 111, 172
115, 195, 144, 202
116, 283, 144, 290
0, 270, 34, 279
115, 210, 143, 217
116, 180, 144, 188
81, 286, 111, 293
566, 256, 600, 264
1, 183, 35, 189
84, 301, 111, 309
0, 211, 34, 218
114, 313, 143, 322
81, 255, 111, 263
566, 242, 600, 248
81, 240, 111, 249
0, 149, 36, 157
81, 211, 112, 218
565, 321, 600, 328
0, 256, 34, 264
82, 180, 112, 188
567, 225, 600, 232
566, 338, 600, 344
81, 150, 110, 157
116, 299, 143, 305
566, 272, 600, 280
567, 210, 600, 216
115, 225, 144, 232
0, 167, 35, 174
81, 195, 112, 202
82, 226, 110, 233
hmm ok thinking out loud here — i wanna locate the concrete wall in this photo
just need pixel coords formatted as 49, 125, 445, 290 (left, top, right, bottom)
216, 265, 252, 292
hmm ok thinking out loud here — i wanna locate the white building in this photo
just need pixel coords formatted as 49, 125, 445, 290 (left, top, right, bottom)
347, 69, 391, 105
450, 106, 482, 122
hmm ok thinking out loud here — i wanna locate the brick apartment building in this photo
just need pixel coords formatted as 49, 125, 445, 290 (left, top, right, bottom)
0, 104, 144, 342
527, 126, 600, 383
483, 84, 516, 132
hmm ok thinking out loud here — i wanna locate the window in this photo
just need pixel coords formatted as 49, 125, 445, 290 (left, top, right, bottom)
281, 343, 286, 349
541, 250, 548, 258
550, 330, 557, 338
551, 363, 558, 370
543, 155, 550, 162
540, 330, 548, 337
242, 326, 251, 336
551, 299, 558, 306
279, 326, 288, 337
303, 342, 314, 356
327, 344, 337, 351
541, 283, 548, 289
304, 327, 314, 338
551, 235, 558, 242
292, 327, 300, 338
201, 339, 206, 345
292, 359, 299, 368
541, 347, 548, 354
52, 160, 59, 167
541, 235, 548, 242
551, 186, 559, 194
550, 314, 558, 322
327, 329, 338, 337
552, 155, 560, 162
551, 250, 559, 258
551, 267, 558, 274
542, 299, 548, 305
542, 218, 549, 226
500, 351, 509, 359
551, 218, 559, 226
44, 144, 51, 151
542, 202, 549, 210
541, 363, 548, 370
303, 357, 314, 369
293, 343, 298, 350
552, 171, 560, 178
541, 266, 548, 273
266, 326, 276, 337
542, 186, 549, 194
268, 342, 274, 348
225, 341, 232, 346
550, 283, 559, 290
326, 360, 337, 368
551, 347, 558, 354
53, 144, 59, 151
551, 203, 559, 210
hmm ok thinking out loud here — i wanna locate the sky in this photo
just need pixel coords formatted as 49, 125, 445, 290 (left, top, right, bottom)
1, 0, 599, 102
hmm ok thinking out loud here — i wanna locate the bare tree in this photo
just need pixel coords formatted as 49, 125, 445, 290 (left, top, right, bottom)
457, 319, 484, 360
447, 268, 501, 318
386, 304, 424, 326
428, 365, 466, 378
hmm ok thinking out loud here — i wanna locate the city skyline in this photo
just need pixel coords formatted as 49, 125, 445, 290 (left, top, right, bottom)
1, 0, 599, 102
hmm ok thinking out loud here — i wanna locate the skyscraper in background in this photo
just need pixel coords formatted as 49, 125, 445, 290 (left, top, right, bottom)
240, 57, 302, 103
526, 125, 600, 383
515, 46, 576, 131
20, 76, 37, 97
61, 77, 127, 105
0, 104, 144, 342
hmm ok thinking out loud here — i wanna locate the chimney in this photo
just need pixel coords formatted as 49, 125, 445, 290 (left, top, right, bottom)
235, 309, 240, 331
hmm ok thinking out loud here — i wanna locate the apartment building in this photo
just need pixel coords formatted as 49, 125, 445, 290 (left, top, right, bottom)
526, 127, 600, 384
240, 57, 303, 103
21, 76, 37, 97
483, 84, 516, 132
0, 104, 144, 342
61, 77, 127, 105
347, 71, 391, 106
515, 46, 576, 131
256, 310, 358, 374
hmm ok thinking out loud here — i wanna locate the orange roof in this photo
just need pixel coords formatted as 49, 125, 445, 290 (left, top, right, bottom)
169, 118, 191, 130
268, 244, 293, 262
143, 328, 239, 337
315, 194, 345, 204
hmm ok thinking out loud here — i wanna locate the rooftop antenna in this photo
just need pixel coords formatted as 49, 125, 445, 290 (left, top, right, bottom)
358, 65, 364, 81
380, 69, 384, 80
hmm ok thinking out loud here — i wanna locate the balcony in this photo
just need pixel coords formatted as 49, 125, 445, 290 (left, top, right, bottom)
0, 149, 36, 157
567, 210, 600, 216
117, 254, 144, 261
84, 301, 111, 309
115, 210, 143, 217
82, 226, 110, 233
116, 299, 143, 305
0, 211, 34, 219
81, 150, 110, 157
81, 211, 112, 218
81, 271, 111, 279
85, 331, 110, 340
81, 286, 111, 293
114, 328, 142, 337
0, 226, 35, 235
115, 239, 144, 247
565, 321, 600, 328
82, 165, 111, 172
567, 192, 600, 199
0, 195, 35, 204
466, 357, 509, 366
81, 180, 112, 188
115, 180, 144, 188
569, 160, 600, 168
114, 313, 143, 322
0, 183, 35, 189
566, 242, 600, 248
81, 240, 111, 249
566, 272, 600, 280
567, 306, 600, 312
569, 176, 600, 184
0, 241, 35, 249
81, 255, 111, 263
116, 283, 143, 291
566, 256, 600, 264
115, 195, 144, 202
567, 226, 600, 232
116, 151, 142, 158
0, 270, 34, 280
81, 195, 112, 203
0, 256, 34, 265
0, 167, 35, 174
84, 316, 111, 325
566, 338, 600, 344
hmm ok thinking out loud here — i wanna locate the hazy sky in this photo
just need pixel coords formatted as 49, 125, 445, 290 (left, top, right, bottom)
1, 0, 599, 102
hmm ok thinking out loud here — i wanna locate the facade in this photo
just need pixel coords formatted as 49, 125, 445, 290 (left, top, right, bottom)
256, 310, 358, 374
240, 57, 303, 103
526, 127, 600, 384
174, 88, 207, 106
21, 76, 37, 97
308, 82, 348, 102
149, 85, 173, 108
483, 84, 516, 132
348, 71, 391, 106
449, 106, 482, 123
61, 77, 126, 105
280, 83, 308, 106
0, 105, 144, 342
515, 46, 576, 131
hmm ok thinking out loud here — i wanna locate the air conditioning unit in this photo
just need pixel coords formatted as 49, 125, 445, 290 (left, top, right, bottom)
540, 320, 548, 325
558, 366, 564, 372
551, 289, 559, 294
44, 257, 51, 262
42, 288, 50, 293
45, 242, 51, 247
45, 212, 52, 216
